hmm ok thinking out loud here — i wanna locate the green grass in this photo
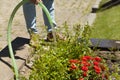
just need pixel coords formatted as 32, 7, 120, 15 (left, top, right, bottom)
90, 0, 120, 40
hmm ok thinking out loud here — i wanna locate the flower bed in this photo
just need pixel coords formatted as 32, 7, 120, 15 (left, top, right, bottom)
68, 56, 109, 80
20, 25, 120, 80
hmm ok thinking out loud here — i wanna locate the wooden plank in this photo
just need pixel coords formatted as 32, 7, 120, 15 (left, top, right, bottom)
90, 38, 120, 50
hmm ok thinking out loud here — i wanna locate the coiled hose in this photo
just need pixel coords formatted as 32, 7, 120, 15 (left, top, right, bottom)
7, 0, 56, 80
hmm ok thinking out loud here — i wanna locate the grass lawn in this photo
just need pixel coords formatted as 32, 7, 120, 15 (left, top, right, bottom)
90, 0, 120, 40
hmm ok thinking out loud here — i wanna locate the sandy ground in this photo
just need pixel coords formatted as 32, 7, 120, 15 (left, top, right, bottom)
0, 0, 94, 41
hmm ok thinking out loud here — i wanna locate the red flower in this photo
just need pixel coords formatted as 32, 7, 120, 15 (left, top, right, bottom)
69, 59, 79, 63
79, 78, 84, 80
70, 63, 77, 70
82, 56, 92, 61
68, 56, 105, 79
94, 65, 101, 74
81, 61, 90, 66
83, 72, 87, 77
93, 61, 99, 66
94, 57, 101, 62
81, 66, 88, 71
82, 57, 88, 61
84, 56, 92, 60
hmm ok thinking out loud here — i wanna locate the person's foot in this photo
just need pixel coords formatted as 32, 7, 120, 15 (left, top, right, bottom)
45, 32, 66, 42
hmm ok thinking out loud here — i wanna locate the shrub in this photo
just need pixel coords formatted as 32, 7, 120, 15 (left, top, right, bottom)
27, 24, 110, 80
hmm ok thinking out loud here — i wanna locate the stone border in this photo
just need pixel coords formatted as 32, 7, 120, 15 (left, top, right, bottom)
86, 0, 102, 26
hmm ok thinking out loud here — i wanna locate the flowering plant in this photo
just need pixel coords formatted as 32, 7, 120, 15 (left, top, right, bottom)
68, 56, 109, 80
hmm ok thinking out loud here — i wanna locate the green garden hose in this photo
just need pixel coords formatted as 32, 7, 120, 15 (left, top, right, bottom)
7, 0, 55, 80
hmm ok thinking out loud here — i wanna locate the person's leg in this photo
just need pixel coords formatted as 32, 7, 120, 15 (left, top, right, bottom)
23, 2, 40, 47
42, 0, 66, 41
42, 0, 56, 32
23, 2, 38, 34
